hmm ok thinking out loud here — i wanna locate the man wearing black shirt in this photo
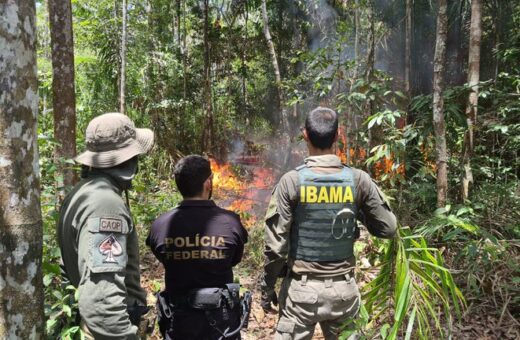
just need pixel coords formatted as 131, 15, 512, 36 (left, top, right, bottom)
147, 155, 248, 339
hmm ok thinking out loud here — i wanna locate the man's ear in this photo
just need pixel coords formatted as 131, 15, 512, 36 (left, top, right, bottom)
302, 128, 309, 142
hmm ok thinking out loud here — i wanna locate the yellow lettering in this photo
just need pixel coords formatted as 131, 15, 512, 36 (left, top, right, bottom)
174, 237, 185, 247
343, 186, 354, 202
210, 250, 219, 259
329, 187, 343, 202
218, 249, 226, 259
300, 186, 306, 202
216, 237, 226, 247
306, 186, 318, 203
185, 237, 195, 247
165, 237, 174, 246
318, 186, 329, 203
173, 251, 181, 260
192, 250, 200, 259
182, 251, 190, 259
200, 236, 210, 247
201, 250, 209, 259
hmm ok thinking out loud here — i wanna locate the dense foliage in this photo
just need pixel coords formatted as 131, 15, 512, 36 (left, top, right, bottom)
35, 0, 519, 339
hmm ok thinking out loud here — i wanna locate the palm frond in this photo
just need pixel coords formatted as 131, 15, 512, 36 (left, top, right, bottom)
360, 225, 465, 339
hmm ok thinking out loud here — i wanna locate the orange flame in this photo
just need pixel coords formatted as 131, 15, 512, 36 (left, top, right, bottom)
210, 159, 246, 192
210, 158, 276, 228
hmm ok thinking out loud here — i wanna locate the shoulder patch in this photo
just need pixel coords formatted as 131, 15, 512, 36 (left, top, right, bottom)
86, 216, 129, 273
99, 234, 123, 263
99, 218, 123, 233
88, 216, 129, 234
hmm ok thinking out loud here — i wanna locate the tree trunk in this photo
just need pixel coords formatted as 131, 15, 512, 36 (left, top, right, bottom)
241, 2, 249, 114
461, 0, 482, 200
433, 0, 448, 207
120, 0, 127, 114
261, 0, 289, 134
182, 0, 187, 104
201, 0, 214, 153
48, 0, 77, 199
365, 0, 376, 153
353, 0, 360, 81
405, 0, 412, 96
176, 0, 181, 48
0, 1, 44, 337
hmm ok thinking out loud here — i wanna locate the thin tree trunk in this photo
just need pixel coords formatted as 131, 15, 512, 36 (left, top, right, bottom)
493, 0, 500, 80
462, 0, 482, 200
261, 0, 289, 134
405, 0, 412, 96
0, 1, 44, 337
48, 0, 77, 198
461, 0, 482, 200
365, 0, 376, 152
346, 0, 361, 166
353, 0, 360, 81
182, 0, 187, 104
201, 0, 213, 152
176, 0, 181, 48
120, 0, 127, 114
433, 0, 448, 207
241, 3, 249, 117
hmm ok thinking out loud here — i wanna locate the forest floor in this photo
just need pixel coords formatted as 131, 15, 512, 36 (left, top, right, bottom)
135, 158, 519, 339
139, 240, 325, 340
139, 229, 520, 340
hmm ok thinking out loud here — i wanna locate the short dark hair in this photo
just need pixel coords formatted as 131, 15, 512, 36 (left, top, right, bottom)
304, 107, 339, 149
174, 155, 211, 198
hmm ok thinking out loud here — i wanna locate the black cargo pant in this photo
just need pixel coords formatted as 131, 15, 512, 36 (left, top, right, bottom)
157, 290, 241, 340
163, 306, 241, 340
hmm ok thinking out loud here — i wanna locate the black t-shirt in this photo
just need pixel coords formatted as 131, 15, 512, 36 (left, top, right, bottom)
147, 200, 248, 294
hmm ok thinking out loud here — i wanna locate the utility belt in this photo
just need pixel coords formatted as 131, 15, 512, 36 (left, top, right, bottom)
156, 284, 252, 339
289, 271, 353, 284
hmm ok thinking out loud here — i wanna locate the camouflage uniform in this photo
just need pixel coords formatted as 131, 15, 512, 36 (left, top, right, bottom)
57, 113, 154, 339
262, 155, 397, 340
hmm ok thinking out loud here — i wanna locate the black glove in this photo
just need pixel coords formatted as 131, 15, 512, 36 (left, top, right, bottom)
127, 303, 150, 326
260, 289, 278, 312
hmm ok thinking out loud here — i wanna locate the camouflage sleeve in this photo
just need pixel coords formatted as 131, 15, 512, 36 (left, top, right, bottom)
261, 171, 298, 291
355, 170, 397, 239
77, 209, 139, 339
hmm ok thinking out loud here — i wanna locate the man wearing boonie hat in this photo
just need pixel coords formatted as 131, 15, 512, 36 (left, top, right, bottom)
57, 113, 154, 339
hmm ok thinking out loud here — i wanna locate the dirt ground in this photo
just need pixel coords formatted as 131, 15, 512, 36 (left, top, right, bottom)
140, 250, 327, 340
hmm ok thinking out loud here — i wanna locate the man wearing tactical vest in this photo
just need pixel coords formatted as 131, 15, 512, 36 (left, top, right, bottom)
147, 155, 249, 339
57, 113, 154, 339
261, 107, 397, 340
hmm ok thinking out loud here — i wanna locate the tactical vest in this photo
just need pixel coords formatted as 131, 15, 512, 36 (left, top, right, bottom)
290, 165, 358, 262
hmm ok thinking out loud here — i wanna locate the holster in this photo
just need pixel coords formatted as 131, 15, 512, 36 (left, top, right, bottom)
157, 285, 250, 339
156, 291, 174, 337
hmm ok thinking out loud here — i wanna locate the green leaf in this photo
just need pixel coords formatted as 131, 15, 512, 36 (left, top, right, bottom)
404, 306, 417, 340
380, 323, 390, 339
62, 304, 72, 317
43, 274, 53, 287
409, 259, 451, 272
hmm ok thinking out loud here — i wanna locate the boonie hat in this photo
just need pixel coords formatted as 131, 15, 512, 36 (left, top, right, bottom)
75, 113, 154, 168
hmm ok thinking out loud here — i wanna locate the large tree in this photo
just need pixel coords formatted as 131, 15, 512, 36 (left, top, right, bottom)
461, 0, 482, 200
48, 0, 77, 197
433, 0, 448, 207
0, 0, 44, 337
